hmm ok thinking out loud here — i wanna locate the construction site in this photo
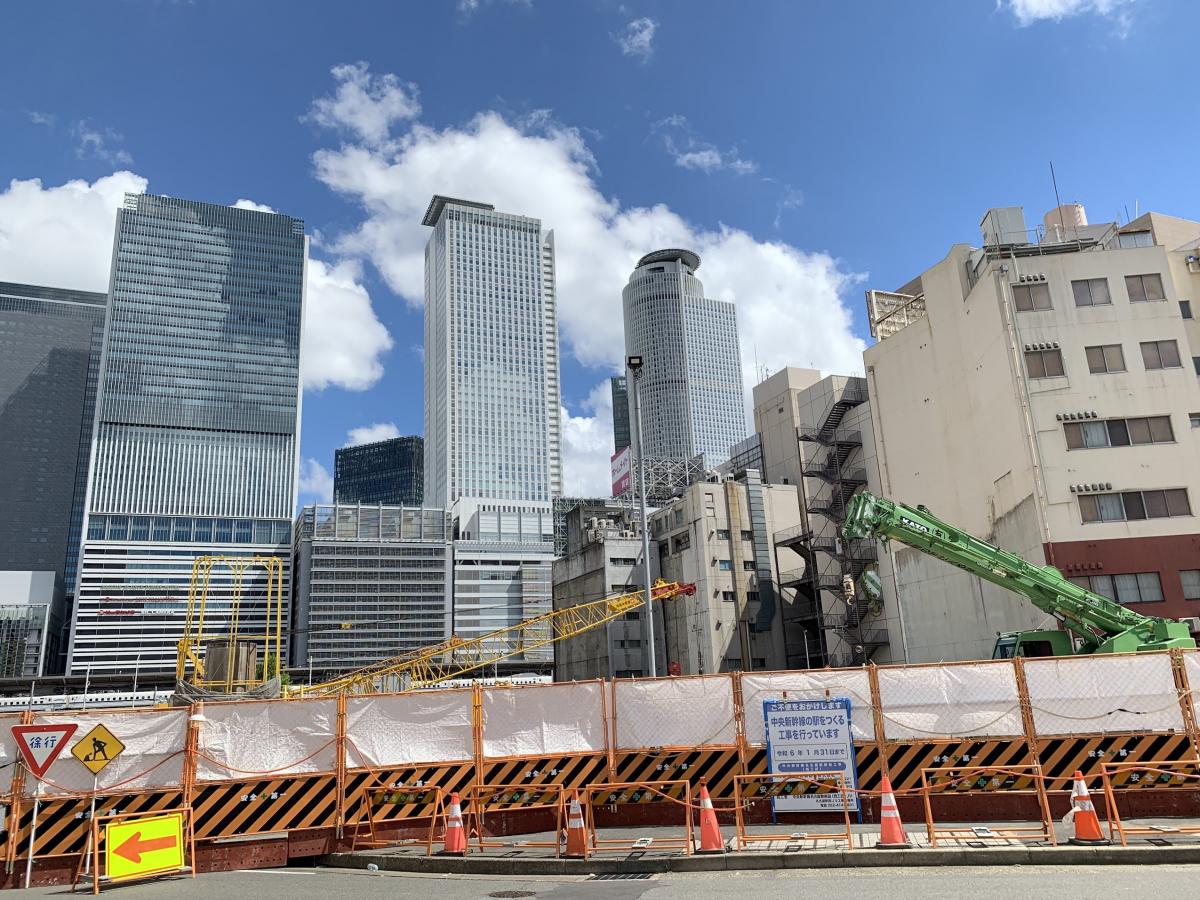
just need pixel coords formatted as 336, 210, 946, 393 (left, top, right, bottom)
7, 487, 1200, 891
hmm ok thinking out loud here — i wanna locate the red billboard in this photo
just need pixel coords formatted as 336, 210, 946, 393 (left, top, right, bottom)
611, 446, 633, 497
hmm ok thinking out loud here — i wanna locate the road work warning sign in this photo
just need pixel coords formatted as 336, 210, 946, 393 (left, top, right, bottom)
764, 697, 860, 812
105, 812, 185, 882
72, 723, 125, 775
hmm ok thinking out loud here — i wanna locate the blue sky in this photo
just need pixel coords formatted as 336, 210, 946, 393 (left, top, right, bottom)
1, 0, 1194, 501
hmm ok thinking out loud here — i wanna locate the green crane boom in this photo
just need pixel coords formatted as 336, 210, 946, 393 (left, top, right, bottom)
841, 490, 1195, 657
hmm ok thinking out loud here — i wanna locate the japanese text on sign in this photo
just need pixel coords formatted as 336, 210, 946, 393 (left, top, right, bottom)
764, 698, 859, 812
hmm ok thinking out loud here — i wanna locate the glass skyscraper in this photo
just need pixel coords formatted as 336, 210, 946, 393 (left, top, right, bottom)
334, 436, 423, 506
610, 375, 631, 454
69, 194, 306, 675
0, 282, 108, 670
422, 195, 563, 508
622, 249, 747, 465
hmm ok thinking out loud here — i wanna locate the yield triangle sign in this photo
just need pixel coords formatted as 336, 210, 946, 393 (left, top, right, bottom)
12, 723, 78, 778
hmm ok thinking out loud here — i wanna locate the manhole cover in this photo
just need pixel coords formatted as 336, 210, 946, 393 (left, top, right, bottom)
488, 892, 536, 898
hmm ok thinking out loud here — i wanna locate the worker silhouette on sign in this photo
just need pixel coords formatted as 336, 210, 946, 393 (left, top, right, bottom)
84, 737, 109, 762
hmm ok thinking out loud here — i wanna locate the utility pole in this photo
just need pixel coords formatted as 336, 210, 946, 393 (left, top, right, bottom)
627, 354, 657, 677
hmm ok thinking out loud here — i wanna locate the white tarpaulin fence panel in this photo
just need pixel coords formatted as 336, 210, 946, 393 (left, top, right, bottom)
32, 709, 188, 796
0, 714, 20, 794
196, 698, 337, 781
345, 689, 473, 767
1025, 654, 1182, 735
1184, 652, 1200, 726
877, 663, 1023, 740
615, 676, 736, 749
483, 682, 605, 758
741, 670, 875, 743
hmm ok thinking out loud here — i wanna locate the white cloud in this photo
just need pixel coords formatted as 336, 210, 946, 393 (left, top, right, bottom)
344, 422, 402, 446
1004, 0, 1135, 31
302, 257, 393, 391
561, 382, 617, 497
27, 111, 55, 126
298, 458, 334, 503
309, 67, 866, 496
457, 0, 530, 16
613, 17, 658, 61
304, 61, 420, 146
0, 171, 147, 291
654, 115, 758, 176
233, 198, 276, 213
72, 121, 133, 165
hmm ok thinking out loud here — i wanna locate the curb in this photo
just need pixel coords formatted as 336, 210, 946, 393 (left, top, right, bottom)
317, 844, 1200, 875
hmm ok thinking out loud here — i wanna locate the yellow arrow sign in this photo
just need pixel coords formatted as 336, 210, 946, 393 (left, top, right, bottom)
106, 812, 185, 882
72, 724, 126, 775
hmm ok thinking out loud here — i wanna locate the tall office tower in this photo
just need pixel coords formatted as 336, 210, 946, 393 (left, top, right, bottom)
334, 436, 424, 506
69, 195, 306, 675
0, 282, 107, 672
422, 195, 563, 508
622, 249, 747, 465
610, 375, 631, 453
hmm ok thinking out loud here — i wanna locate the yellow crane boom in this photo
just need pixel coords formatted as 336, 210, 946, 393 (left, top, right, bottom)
292, 579, 697, 697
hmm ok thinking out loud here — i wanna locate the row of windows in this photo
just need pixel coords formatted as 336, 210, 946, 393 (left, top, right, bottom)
1068, 570, 1200, 604
1078, 488, 1191, 523
1026, 338, 1182, 379
87, 514, 290, 545
1012, 272, 1167, 311
1064, 416, 1174, 449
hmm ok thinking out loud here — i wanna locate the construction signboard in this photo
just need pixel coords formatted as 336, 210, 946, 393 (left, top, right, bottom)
72, 723, 126, 775
764, 698, 859, 812
105, 811, 186, 882
11, 723, 78, 778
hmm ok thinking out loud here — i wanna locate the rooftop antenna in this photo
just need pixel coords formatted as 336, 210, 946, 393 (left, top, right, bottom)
1050, 161, 1068, 240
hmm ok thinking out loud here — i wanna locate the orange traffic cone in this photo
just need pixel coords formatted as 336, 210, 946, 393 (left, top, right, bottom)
875, 774, 912, 849
1064, 771, 1110, 846
563, 790, 588, 859
441, 791, 466, 855
696, 778, 725, 853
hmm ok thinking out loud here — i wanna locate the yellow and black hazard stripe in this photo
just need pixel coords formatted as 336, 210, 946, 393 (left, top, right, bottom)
1038, 733, 1196, 788
344, 763, 474, 824
738, 773, 843, 798
610, 748, 742, 800
12, 790, 182, 858
191, 775, 338, 839
481, 753, 606, 795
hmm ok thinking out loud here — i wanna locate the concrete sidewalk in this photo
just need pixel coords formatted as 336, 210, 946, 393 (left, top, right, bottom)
319, 818, 1200, 875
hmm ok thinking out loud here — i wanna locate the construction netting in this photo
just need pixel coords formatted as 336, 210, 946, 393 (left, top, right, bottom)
195, 697, 338, 781
877, 662, 1023, 740
614, 674, 736, 749
1024, 653, 1182, 735
482, 681, 605, 757
740, 670, 875, 743
345, 689, 474, 767
33, 708, 188, 796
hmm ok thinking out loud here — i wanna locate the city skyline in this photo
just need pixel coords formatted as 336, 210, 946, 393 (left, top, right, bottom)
3, 3, 1187, 501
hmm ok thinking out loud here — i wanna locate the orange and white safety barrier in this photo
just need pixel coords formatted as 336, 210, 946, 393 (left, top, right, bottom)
441, 791, 466, 855
1064, 770, 1110, 846
875, 774, 911, 849
696, 778, 725, 853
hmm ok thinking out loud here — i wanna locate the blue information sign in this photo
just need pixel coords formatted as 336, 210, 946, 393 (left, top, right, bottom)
763, 698, 859, 812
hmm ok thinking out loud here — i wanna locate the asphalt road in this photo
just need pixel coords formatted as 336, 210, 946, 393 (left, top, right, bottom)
28, 865, 1200, 899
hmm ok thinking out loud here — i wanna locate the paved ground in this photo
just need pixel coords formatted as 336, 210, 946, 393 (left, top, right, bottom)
26, 865, 1200, 898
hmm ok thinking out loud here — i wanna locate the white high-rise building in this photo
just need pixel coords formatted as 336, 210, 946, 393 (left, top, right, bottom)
622, 249, 747, 465
422, 196, 563, 508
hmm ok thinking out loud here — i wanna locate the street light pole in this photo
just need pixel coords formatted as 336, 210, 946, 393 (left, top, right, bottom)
627, 355, 657, 678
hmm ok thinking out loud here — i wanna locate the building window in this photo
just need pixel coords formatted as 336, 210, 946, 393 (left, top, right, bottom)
1064, 416, 1173, 449
1141, 339, 1182, 370
741, 530, 753, 540
1126, 273, 1166, 302
743, 560, 756, 571
1085, 344, 1125, 374
1195, 358, 1200, 377
715, 529, 730, 540
722, 591, 736, 602
1072, 278, 1112, 307
1013, 282, 1051, 311
672, 534, 690, 553
1079, 489, 1191, 523
1070, 572, 1164, 604
1025, 348, 1065, 379
1191, 413, 1200, 429
1181, 570, 1200, 601
1118, 231, 1154, 249
1181, 301, 1193, 319
717, 560, 732, 571
610, 557, 638, 566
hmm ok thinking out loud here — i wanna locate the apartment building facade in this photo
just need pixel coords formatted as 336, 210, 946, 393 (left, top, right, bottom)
864, 204, 1200, 661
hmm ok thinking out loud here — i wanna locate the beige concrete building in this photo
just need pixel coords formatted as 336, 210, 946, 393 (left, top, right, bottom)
752, 369, 904, 667
865, 204, 1200, 662
551, 506, 659, 680
650, 473, 803, 674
